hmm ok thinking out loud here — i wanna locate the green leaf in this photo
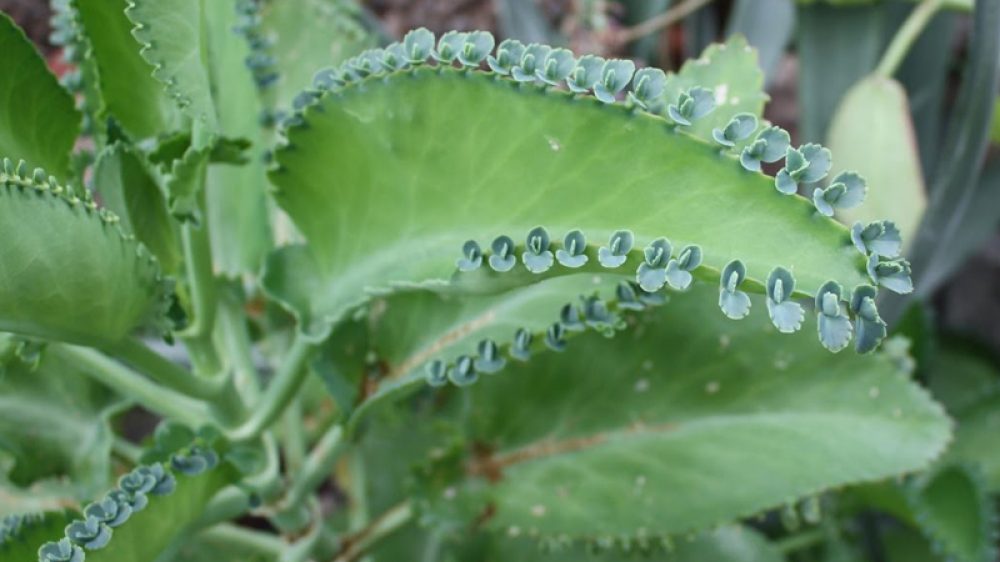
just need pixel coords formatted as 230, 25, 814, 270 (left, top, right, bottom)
259, 0, 375, 110
726, 0, 795, 86
73, 0, 179, 140
906, 464, 998, 562
991, 98, 1000, 145
164, 143, 210, 223
796, 3, 886, 142
269, 60, 871, 340
0, 172, 171, 346
0, 12, 81, 179
828, 75, 927, 248
93, 143, 182, 273
663, 34, 769, 144
126, 0, 218, 133
0, 349, 121, 499
434, 284, 949, 540
203, 0, 273, 276
1, 510, 78, 562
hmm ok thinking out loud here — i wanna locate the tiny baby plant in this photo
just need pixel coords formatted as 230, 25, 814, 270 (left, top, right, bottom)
0, 0, 990, 561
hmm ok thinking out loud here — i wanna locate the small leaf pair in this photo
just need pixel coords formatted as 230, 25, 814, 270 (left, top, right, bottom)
434, 30, 495, 67
775, 144, 831, 195
851, 220, 902, 258
867, 255, 913, 294
766, 267, 804, 333
635, 238, 702, 292
667, 87, 716, 126
812, 172, 866, 217
740, 126, 790, 172
712, 113, 758, 148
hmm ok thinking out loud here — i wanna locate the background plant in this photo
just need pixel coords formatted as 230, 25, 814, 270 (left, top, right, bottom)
0, 0, 998, 561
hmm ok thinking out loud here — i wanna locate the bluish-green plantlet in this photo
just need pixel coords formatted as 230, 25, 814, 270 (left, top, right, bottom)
775, 144, 832, 195
851, 220, 902, 258
812, 171, 866, 217
667, 86, 716, 126
474, 339, 506, 373
712, 113, 758, 148
488, 235, 517, 272
636, 237, 672, 292
108, 488, 147, 513
593, 59, 636, 103
535, 48, 575, 86
849, 285, 887, 353
627, 67, 666, 109
485, 38, 526, 75
456, 240, 483, 272
581, 295, 619, 334
511, 43, 551, 82
312, 66, 346, 90
556, 229, 588, 267
616, 281, 646, 311
665, 244, 703, 290
433, 31, 468, 64
402, 27, 435, 63
380, 43, 410, 72
171, 445, 219, 476
38, 538, 84, 562
447, 355, 478, 386
866, 255, 913, 294
84, 496, 132, 528
510, 328, 533, 361
598, 229, 634, 268
719, 259, 752, 319
766, 267, 805, 333
65, 516, 111, 550
424, 359, 447, 387
545, 322, 567, 351
522, 226, 554, 273
815, 281, 852, 352
566, 54, 605, 93
560, 302, 585, 332
457, 31, 494, 67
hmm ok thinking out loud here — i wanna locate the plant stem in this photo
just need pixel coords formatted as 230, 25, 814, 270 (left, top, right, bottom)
56, 345, 210, 426
284, 423, 345, 509
333, 502, 414, 562
179, 217, 221, 374
774, 527, 828, 554
198, 524, 286, 558
282, 397, 307, 473
217, 293, 262, 403
109, 337, 226, 399
616, 0, 715, 44
875, 0, 943, 77
226, 335, 314, 442
112, 436, 142, 464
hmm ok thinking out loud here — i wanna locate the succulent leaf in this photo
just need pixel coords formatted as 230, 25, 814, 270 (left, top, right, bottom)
712, 113, 758, 148
851, 220, 902, 258
488, 235, 517, 272
521, 226, 554, 273
815, 281, 852, 352
667, 86, 716, 126
511, 43, 551, 82
627, 67, 667, 109
665, 244, 703, 290
740, 126, 791, 172
719, 260, 752, 320
456, 240, 483, 272
866, 255, 914, 294
486, 38, 526, 75
403, 27, 435, 63
566, 55, 605, 93
458, 31, 495, 68
598, 230, 635, 268
555, 229, 588, 268
593, 59, 636, 103
766, 267, 805, 333
535, 48, 575, 86
849, 285, 887, 353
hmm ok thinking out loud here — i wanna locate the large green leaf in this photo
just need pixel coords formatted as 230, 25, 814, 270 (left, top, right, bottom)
204, 0, 273, 276
73, 0, 179, 140
0, 172, 171, 346
1, 510, 78, 562
430, 284, 950, 540
269, 46, 876, 340
828, 75, 927, 247
258, 0, 375, 111
92, 143, 182, 273
0, 349, 121, 499
906, 465, 997, 562
0, 13, 81, 179
127, 0, 218, 133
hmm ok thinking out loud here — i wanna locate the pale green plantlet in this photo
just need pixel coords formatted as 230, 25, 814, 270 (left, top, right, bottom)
457, 30, 495, 67
485, 38, 525, 75
511, 328, 533, 361
851, 220, 902, 258
636, 237, 673, 292
64, 516, 112, 550
766, 267, 805, 333
867, 255, 914, 294
535, 48, 575, 85
511, 43, 551, 82
665, 244, 703, 290
447, 355, 478, 386
775, 143, 832, 195
850, 285, 887, 354
488, 235, 517, 272
474, 339, 506, 373
712, 112, 758, 148
38, 538, 83, 562
555, 229, 588, 267
598, 229, 635, 268
667, 86, 716, 126
456, 239, 483, 272
545, 322, 568, 352
83, 497, 132, 528
566, 54, 604, 93
521, 226, 555, 273
815, 281, 853, 353
402, 27, 435, 63
593, 59, 636, 103
627, 67, 667, 109
719, 260, 752, 320
433, 30, 467, 63
812, 171, 867, 217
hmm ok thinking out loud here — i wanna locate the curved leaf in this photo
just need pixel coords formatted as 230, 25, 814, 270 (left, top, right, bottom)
73, 0, 179, 140
429, 284, 950, 540
0, 349, 121, 499
0, 13, 81, 178
0, 171, 171, 346
906, 464, 998, 562
1, 510, 78, 562
269, 44, 877, 340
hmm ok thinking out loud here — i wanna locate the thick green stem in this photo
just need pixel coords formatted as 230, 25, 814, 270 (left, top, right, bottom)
617, 0, 715, 44
112, 436, 142, 464
284, 423, 344, 510
217, 294, 262, 403
775, 527, 828, 554
876, 0, 943, 77
198, 524, 286, 558
108, 337, 226, 399
333, 502, 413, 562
56, 345, 210, 426
179, 214, 221, 375
282, 397, 307, 473
226, 336, 314, 441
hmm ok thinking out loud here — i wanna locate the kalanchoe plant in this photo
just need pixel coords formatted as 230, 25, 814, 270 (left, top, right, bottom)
0, 1, 994, 561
